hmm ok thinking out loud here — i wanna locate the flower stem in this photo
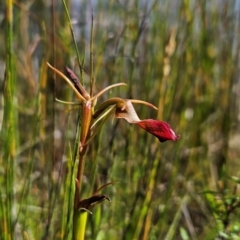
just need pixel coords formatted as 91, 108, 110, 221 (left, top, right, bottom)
72, 142, 89, 240
73, 211, 88, 240
73, 99, 93, 239
74, 144, 88, 209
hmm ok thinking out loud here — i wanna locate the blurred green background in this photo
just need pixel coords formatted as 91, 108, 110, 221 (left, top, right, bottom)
1, 0, 240, 239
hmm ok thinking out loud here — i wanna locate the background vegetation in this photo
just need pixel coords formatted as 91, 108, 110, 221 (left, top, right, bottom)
1, 0, 240, 239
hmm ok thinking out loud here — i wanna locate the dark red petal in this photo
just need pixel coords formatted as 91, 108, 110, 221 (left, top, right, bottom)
136, 119, 180, 142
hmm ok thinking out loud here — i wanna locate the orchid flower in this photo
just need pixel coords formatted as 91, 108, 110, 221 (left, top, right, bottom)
47, 63, 180, 144
96, 99, 180, 143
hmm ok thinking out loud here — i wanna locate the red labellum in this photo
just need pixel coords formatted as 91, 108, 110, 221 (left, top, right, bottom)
136, 119, 180, 142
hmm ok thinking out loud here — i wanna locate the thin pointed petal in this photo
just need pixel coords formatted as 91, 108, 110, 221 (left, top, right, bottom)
93, 182, 118, 195
136, 119, 180, 142
91, 83, 127, 101
47, 63, 86, 102
129, 99, 158, 110
55, 98, 81, 105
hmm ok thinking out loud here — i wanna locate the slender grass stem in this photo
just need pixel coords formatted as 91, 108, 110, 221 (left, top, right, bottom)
62, 0, 84, 84
133, 145, 159, 239
2, 0, 15, 239
164, 195, 190, 240
90, 12, 94, 96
